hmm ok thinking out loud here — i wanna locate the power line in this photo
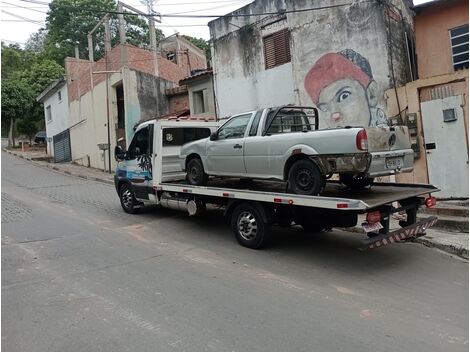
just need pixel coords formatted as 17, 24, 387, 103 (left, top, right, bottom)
2, 1, 48, 14
164, 2, 250, 16
15, 1, 360, 19
2, 10, 44, 25
18, 0, 49, 5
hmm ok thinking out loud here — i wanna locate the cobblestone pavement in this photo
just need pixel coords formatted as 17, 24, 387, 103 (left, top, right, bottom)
1, 192, 33, 223
2, 152, 122, 217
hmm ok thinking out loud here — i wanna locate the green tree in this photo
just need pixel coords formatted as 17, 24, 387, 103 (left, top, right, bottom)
45, 0, 164, 65
25, 28, 48, 53
1, 80, 35, 146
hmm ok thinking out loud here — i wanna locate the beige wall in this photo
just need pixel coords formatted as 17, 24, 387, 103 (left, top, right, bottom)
385, 70, 469, 184
69, 72, 122, 171
415, 0, 469, 78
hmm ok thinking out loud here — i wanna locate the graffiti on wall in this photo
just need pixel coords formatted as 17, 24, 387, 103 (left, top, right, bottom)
304, 49, 388, 128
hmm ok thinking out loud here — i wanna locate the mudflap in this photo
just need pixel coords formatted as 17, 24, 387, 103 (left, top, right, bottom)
361, 216, 438, 250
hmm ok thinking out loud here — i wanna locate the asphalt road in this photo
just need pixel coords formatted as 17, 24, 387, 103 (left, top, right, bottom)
2, 152, 468, 352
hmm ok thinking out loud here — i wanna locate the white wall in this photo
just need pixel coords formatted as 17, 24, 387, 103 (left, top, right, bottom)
43, 84, 69, 156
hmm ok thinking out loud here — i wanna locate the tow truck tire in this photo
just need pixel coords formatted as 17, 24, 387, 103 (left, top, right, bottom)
186, 157, 208, 186
287, 159, 325, 196
339, 174, 374, 190
119, 183, 139, 214
231, 203, 271, 249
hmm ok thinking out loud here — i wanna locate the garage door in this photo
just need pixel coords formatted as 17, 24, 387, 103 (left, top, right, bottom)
53, 129, 71, 163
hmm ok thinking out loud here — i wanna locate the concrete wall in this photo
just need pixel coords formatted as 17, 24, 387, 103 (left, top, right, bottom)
209, 0, 414, 126
415, 0, 469, 78
43, 83, 69, 156
187, 77, 216, 117
385, 71, 469, 185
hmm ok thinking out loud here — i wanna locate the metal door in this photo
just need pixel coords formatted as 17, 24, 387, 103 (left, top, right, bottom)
53, 129, 71, 163
420, 95, 468, 198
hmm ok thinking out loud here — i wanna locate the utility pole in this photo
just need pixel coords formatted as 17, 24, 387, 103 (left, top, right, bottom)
104, 16, 112, 174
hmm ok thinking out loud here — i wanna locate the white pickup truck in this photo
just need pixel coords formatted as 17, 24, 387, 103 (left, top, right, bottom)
180, 106, 414, 195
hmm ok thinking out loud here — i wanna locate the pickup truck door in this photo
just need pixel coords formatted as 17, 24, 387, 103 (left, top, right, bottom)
205, 113, 253, 175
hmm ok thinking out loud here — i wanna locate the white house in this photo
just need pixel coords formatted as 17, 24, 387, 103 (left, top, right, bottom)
37, 76, 71, 162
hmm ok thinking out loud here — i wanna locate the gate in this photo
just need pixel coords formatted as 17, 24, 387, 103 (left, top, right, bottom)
53, 129, 71, 163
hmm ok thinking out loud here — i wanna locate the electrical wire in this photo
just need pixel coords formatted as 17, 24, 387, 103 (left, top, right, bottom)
16, 1, 358, 19
2, 10, 44, 25
2, 1, 49, 14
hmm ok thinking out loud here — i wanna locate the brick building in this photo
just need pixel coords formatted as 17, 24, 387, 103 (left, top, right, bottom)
65, 36, 206, 171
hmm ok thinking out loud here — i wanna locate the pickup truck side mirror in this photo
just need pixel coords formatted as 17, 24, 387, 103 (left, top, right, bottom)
114, 145, 126, 161
209, 132, 218, 141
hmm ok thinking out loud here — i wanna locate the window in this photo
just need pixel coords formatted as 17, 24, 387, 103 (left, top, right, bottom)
163, 128, 211, 146
266, 110, 312, 134
193, 89, 207, 114
46, 105, 52, 122
127, 126, 153, 159
450, 25, 469, 70
443, 108, 457, 122
58, 90, 62, 101
217, 114, 252, 140
249, 111, 262, 136
263, 28, 291, 69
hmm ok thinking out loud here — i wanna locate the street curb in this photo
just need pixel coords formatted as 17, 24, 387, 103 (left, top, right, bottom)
3, 148, 114, 186
414, 236, 469, 259
341, 225, 469, 260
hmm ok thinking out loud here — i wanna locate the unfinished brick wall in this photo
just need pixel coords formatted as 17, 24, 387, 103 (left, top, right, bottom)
66, 44, 194, 104
166, 85, 190, 114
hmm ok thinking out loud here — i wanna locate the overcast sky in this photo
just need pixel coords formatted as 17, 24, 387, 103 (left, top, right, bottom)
1, 0, 432, 47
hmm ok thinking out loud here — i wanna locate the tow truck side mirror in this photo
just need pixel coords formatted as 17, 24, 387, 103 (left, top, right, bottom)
115, 145, 126, 161
209, 132, 218, 141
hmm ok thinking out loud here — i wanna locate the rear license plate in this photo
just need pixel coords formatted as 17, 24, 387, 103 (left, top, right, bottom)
362, 221, 384, 233
386, 156, 403, 169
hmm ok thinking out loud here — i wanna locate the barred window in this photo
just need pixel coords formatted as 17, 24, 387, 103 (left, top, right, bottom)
450, 24, 469, 71
263, 28, 291, 69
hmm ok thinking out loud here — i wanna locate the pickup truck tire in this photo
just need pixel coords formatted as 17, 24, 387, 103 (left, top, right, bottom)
231, 203, 271, 249
186, 157, 208, 186
119, 183, 140, 214
287, 159, 325, 196
339, 174, 374, 190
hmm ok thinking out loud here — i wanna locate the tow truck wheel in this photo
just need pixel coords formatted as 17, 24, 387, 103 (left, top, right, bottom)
339, 174, 374, 190
231, 204, 271, 249
119, 183, 139, 214
186, 157, 208, 186
287, 159, 325, 196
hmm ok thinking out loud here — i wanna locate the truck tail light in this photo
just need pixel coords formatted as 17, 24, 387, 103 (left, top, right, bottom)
366, 211, 381, 224
356, 129, 368, 151
425, 196, 436, 208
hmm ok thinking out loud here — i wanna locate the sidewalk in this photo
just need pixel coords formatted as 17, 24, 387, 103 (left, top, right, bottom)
3, 147, 114, 185
3, 147, 468, 259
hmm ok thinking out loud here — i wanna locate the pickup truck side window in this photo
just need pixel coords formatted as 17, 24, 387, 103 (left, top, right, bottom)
163, 128, 211, 146
217, 114, 252, 139
249, 111, 262, 136
127, 126, 152, 159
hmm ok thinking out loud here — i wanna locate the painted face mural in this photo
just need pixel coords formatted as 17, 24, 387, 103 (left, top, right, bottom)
304, 49, 388, 128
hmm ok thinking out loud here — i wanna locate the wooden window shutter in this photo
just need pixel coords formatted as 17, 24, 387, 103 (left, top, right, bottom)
263, 28, 291, 69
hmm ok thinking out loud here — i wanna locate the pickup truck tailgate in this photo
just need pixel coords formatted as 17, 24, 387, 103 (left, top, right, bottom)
366, 126, 411, 152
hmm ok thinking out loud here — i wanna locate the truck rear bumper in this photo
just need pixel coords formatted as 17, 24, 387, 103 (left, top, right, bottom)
367, 149, 414, 177
362, 216, 438, 250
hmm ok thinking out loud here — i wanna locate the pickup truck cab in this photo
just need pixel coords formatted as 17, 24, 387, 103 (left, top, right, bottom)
180, 106, 414, 195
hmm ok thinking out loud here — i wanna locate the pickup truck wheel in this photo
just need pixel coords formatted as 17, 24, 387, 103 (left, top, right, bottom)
340, 174, 374, 190
287, 159, 325, 196
186, 158, 208, 186
231, 204, 271, 249
119, 183, 139, 214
